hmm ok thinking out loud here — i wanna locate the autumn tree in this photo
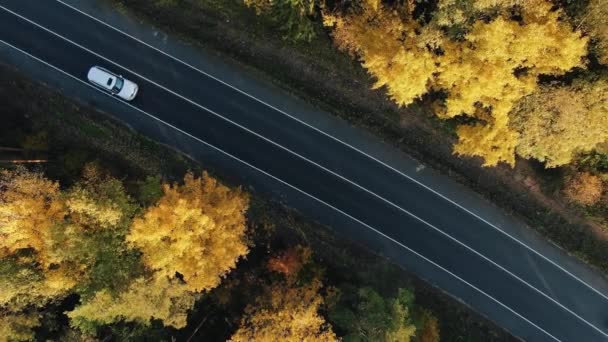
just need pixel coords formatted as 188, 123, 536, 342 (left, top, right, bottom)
433, 0, 550, 33
563, 172, 604, 206
581, 0, 608, 64
0, 168, 74, 311
324, 0, 588, 166
127, 172, 249, 292
0, 166, 144, 334
230, 278, 337, 342
0, 168, 64, 262
323, 0, 438, 107
68, 276, 197, 332
416, 309, 440, 342
432, 0, 509, 38
0, 255, 70, 312
510, 80, 608, 167
0, 166, 253, 337
437, 1, 588, 165
0, 310, 40, 342
267, 245, 312, 281
328, 287, 417, 342
46, 164, 141, 300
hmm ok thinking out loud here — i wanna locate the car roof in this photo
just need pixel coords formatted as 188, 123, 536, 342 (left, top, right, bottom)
88, 66, 116, 89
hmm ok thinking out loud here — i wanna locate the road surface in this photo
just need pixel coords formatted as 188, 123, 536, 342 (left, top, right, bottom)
1, 1, 607, 340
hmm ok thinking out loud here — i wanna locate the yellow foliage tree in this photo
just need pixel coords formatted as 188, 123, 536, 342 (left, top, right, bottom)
0, 311, 40, 342
0, 169, 76, 310
127, 172, 249, 292
243, 0, 272, 14
65, 188, 123, 228
385, 300, 416, 342
453, 117, 520, 166
437, 10, 587, 118
510, 80, 608, 167
583, 0, 608, 65
324, 0, 588, 166
433, 0, 563, 30
64, 164, 135, 230
230, 279, 337, 342
438, 4, 588, 165
323, 1, 439, 107
0, 168, 64, 262
68, 276, 196, 329
0, 166, 139, 312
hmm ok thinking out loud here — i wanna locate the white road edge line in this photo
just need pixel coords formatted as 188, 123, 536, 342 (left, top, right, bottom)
53, 0, 608, 303
3, 5, 606, 337
0, 38, 561, 342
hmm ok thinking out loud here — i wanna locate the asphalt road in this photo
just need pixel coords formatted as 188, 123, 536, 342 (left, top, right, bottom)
1, 1, 608, 340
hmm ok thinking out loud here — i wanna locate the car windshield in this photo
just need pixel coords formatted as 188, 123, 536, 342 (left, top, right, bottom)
113, 77, 124, 93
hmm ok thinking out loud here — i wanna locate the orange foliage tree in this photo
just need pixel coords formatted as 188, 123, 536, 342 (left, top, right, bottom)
563, 172, 604, 206
267, 245, 312, 280
417, 309, 440, 342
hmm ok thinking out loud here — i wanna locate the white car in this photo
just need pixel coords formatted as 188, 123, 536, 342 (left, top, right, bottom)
87, 66, 138, 101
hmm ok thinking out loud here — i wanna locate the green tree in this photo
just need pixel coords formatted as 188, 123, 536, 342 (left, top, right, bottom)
50, 165, 141, 299
244, 0, 318, 42
136, 175, 163, 206
328, 287, 416, 342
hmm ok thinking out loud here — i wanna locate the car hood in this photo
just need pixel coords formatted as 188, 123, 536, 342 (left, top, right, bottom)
117, 79, 138, 101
